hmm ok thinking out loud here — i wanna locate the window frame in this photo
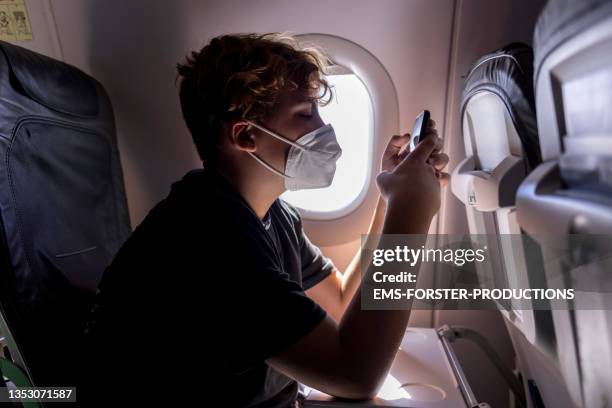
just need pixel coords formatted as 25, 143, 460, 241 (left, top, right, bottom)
292, 34, 399, 235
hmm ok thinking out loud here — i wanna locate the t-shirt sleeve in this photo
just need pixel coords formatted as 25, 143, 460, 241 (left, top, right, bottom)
215, 221, 328, 371
286, 205, 336, 290
299, 228, 337, 290
231, 270, 327, 366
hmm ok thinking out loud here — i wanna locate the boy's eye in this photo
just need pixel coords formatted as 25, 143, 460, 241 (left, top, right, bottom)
298, 112, 312, 118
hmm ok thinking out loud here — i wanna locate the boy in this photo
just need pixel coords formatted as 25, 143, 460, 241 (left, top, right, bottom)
84, 33, 449, 407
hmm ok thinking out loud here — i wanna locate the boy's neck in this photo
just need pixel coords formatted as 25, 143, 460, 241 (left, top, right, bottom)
215, 163, 283, 221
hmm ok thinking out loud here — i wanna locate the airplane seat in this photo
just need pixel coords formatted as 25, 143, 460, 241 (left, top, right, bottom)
451, 43, 574, 407
0, 41, 131, 386
517, 0, 612, 406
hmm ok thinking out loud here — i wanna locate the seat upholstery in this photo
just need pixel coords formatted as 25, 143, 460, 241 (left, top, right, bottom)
533, 0, 612, 194
0, 41, 131, 386
517, 0, 612, 406
461, 42, 541, 170
453, 42, 577, 408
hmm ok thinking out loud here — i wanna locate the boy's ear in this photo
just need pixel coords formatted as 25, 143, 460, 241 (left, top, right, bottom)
229, 121, 257, 152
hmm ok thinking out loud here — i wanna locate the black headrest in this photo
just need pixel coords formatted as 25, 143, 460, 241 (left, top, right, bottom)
0, 41, 98, 117
461, 43, 541, 169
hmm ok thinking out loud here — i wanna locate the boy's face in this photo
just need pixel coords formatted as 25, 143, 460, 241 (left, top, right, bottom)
249, 90, 325, 176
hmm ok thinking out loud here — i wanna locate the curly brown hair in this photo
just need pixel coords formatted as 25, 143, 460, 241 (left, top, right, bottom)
176, 33, 333, 164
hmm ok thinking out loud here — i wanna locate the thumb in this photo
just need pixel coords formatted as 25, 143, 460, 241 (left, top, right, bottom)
406, 136, 442, 164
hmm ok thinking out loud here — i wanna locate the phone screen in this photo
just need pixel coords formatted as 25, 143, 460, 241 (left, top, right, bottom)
410, 110, 430, 151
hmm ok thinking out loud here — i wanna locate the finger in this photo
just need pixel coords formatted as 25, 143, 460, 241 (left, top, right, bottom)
376, 170, 392, 189
437, 171, 450, 187
406, 136, 443, 163
383, 134, 410, 161
424, 128, 439, 140
389, 134, 410, 149
427, 152, 449, 170
427, 118, 436, 129
416, 129, 439, 152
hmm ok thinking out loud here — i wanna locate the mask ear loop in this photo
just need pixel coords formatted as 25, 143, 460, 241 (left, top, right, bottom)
244, 121, 295, 179
246, 121, 307, 151
248, 151, 292, 179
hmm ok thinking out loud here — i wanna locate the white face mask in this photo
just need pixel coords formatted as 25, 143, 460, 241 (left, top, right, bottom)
246, 121, 342, 191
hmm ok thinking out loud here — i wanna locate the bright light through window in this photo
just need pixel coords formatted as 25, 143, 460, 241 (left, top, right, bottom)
281, 73, 372, 216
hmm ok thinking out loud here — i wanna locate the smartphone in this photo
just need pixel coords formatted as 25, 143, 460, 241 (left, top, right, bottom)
409, 110, 430, 151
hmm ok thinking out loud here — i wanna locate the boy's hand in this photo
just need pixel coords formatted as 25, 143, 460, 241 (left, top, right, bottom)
377, 118, 449, 226
380, 119, 449, 186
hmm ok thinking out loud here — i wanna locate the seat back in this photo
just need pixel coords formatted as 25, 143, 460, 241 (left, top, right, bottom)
0, 41, 131, 386
518, 0, 612, 406
452, 43, 547, 339
452, 43, 574, 407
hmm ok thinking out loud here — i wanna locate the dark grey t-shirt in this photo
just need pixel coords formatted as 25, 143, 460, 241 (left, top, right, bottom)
83, 167, 335, 407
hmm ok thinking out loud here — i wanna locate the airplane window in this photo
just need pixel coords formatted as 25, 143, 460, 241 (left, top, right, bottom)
281, 71, 372, 217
